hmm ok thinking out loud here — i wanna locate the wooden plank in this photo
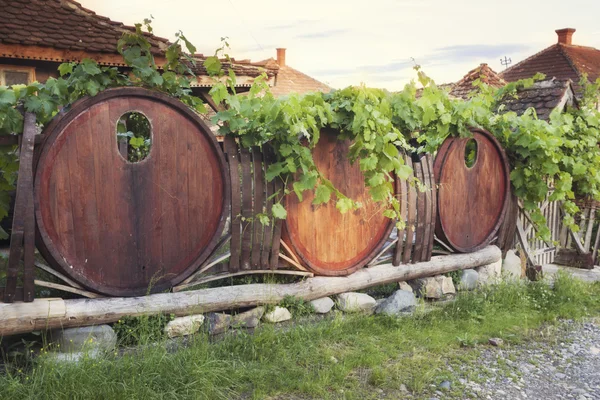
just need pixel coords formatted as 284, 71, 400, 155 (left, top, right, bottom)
251, 148, 264, 268
261, 153, 275, 268
269, 177, 284, 270
426, 155, 437, 262
21, 113, 36, 302
403, 157, 417, 264
224, 137, 241, 272
420, 155, 433, 262
240, 147, 253, 269
554, 248, 594, 269
413, 160, 425, 263
392, 156, 408, 266
584, 208, 596, 252
4, 112, 36, 303
516, 220, 536, 267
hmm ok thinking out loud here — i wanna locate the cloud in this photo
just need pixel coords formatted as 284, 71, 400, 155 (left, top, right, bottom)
295, 29, 349, 39
425, 44, 532, 63
357, 60, 415, 74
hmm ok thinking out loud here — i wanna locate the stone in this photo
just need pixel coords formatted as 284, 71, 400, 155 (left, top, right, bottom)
45, 349, 102, 364
459, 269, 479, 291
207, 313, 232, 335
409, 277, 443, 299
231, 307, 265, 329
503, 250, 522, 280
164, 315, 205, 338
336, 292, 377, 313
439, 380, 451, 390
263, 306, 292, 323
489, 338, 504, 347
309, 297, 335, 314
590, 347, 600, 355
398, 281, 413, 292
441, 276, 456, 294
52, 325, 117, 353
375, 290, 417, 315
477, 259, 502, 285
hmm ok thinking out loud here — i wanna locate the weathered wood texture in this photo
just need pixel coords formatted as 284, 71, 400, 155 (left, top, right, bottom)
434, 128, 510, 253
554, 248, 595, 269
392, 153, 436, 266
3, 113, 36, 303
496, 192, 519, 257
283, 129, 395, 276
33, 88, 230, 297
0, 246, 501, 336
221, 139, 284, 273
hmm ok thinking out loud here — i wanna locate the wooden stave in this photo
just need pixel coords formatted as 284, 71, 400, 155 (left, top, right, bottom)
33, 87, 230, 297
434, 128, 510, 253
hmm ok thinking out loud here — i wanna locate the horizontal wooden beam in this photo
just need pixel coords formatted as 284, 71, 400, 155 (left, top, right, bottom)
0, 246, 501, 337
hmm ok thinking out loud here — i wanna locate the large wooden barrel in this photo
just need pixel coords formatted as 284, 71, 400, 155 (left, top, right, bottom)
34, 88, 229, 296
434, 128, 510, 252
283, 129, 395, 276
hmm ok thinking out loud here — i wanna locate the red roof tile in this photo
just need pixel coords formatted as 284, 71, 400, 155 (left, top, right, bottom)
450, 63, 506, 99
258, 58, 329, 97
0, 0, 170, 56
500, 43, 600, 95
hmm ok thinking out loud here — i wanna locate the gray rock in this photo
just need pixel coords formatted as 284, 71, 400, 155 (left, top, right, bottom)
263, 306, 292, 323
477, 260, 502, 285
207, 313, 232, 335
231, 307, 264, 329
45, 349, 102, 364
336, 292, 377, 313
398, 281, 413, 292
375, 290, 417, 315
309, 297, 334, 314
489, 337, 504, 347
164, 315, 205, 338
503, 250, 522, 280
459, 269, 479, 291
52, 325, 117, 353
409, 277, 443, 299
440, 380, 451, 390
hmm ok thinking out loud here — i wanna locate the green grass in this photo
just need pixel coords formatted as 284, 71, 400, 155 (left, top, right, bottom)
1, 272, 600, 399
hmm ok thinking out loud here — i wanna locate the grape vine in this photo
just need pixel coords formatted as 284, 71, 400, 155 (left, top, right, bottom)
1, 19, 600, 244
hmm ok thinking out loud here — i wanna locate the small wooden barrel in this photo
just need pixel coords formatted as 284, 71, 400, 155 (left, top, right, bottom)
283, 129, 395, 276
434, 128, 510, 253
34, 88, 229, 296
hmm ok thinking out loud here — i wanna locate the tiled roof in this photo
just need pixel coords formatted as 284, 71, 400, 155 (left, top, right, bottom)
498, 78, 577, 121
500, 43, 600, 96
449, 63, 506, 99
188, 56, 277, 79
0, 0, 170, 56
261, 59, 330, 97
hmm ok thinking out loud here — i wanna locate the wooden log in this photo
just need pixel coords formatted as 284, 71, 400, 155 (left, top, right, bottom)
0, 246, 501, 336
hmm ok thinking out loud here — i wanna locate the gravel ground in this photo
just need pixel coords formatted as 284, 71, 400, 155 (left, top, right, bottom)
447, 319, 600, 400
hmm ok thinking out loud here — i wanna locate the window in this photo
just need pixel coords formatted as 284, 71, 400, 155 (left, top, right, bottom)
0, 66, 35, 86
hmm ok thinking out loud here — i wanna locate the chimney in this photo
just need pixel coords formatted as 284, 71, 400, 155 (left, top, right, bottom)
556, 28, 576, 45
276, 48, 286, 67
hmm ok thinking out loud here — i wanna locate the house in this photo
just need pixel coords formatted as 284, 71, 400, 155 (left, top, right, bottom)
500, 28, 600, 97
447, 63, 506, 99
500, 78, 578, 121
444, 63, 577, 120
255, 48, 331, 97
0, 0, 277, 92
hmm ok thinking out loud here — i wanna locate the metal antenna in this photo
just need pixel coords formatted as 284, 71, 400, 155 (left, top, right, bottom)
500, 56, 512, 70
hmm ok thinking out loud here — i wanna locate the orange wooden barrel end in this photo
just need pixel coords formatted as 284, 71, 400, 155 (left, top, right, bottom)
283, 129, 395, 276
34, 88, 230, 296
434, 128, 510, 253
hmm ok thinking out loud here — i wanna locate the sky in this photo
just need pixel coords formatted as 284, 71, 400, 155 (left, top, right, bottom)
82, 0, 600, 91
